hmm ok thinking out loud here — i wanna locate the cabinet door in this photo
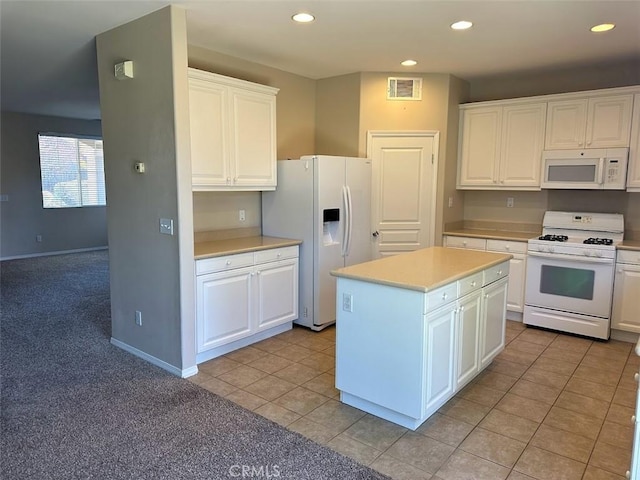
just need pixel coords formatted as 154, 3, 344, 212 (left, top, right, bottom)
456, 292, 482, 389
627, 94, 640, 191
545, 99, 588, 149
506, 255, 526, 313
188, 78, 230, 187
425, 304, 456, 413
196, 266, 253, 352
255, 258, 299, 332
499, 103, 546, 187
458, 107, 502, 187
228, 88, 277, 188
480, 277, 508, 368
612, 263, 640, 333
586, 95, 633, 148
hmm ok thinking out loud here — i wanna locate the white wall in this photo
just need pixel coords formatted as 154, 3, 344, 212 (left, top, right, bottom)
96, 5, 195, 373
0, 112, 107, 259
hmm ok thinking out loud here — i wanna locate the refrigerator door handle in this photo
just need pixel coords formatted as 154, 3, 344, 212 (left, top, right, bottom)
341, 186, 351, 257
345, 185, 353, 257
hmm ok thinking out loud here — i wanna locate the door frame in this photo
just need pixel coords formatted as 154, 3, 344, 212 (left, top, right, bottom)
366, 130, 440, 250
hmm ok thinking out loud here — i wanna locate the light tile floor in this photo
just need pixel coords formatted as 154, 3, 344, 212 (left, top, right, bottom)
189, 321, 636, 480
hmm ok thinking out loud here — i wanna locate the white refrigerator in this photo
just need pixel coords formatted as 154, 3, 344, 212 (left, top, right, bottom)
262, 155, 372, 330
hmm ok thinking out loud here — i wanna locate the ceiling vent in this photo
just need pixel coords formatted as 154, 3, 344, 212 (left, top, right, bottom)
387, 77, 422, 101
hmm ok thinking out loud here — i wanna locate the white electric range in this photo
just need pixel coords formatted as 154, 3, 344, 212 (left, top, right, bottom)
524, 211, 624, 339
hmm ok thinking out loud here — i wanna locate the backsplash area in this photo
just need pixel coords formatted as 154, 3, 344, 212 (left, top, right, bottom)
192, 191, 261, 233
463, 190, 640, 239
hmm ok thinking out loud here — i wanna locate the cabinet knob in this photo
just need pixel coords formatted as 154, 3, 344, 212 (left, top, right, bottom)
632, 415, 636, 424
277, 253, 281, 257
626, 471, 630, 479
470, 281, 477, 287
505, 245, 510, 250
497, 270, 503, 275
372, 231, 380, 238
226, 260, 231, 265
256, 271, 261, 275
460, 306, 465, 312
226, 177, 231, 184
442, 293, 448, 300
463, 241, 467, 246
634, 373, 639, 382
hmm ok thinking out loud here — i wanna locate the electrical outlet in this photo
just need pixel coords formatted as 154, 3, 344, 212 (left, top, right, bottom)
342, 293, 353, 312
239, 209, 246, 222
506, 197, 514, 208
135, 310, 142, 326
36, 234, 43, 242
448, 196, 453, 208
159, 218, 174, 235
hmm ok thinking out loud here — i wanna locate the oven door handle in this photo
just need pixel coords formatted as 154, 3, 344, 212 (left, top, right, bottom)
527, 250, 613, 264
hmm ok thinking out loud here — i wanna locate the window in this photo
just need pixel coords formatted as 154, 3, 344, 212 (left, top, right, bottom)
38, 134, 106, 208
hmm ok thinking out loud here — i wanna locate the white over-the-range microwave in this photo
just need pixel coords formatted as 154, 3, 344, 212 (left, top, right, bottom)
540, 147, 629, 190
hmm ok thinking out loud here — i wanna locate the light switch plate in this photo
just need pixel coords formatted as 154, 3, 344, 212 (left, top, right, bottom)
159, 218, 174, 235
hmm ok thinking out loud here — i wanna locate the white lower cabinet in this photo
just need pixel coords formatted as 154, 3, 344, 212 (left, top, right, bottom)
480, 276, 509, 367
196, 246, 298, 363
336, 260, 509, 430
612, 250, 640, 333
444, 235, 527, 315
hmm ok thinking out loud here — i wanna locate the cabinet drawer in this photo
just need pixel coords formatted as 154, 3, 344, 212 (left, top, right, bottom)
486, 239, 527, 254
445, 236, 487, 250
617, 250, 640, 265
196, 252, 255, 275
458, 272, 483, 297
483, 261, 509, 286
254, 245, 299, 264
426, 282, 458, 311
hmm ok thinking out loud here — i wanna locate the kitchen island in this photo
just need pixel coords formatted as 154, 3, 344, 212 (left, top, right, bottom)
331, 247, 512, 430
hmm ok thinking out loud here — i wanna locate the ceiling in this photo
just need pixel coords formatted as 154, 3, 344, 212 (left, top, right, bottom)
1, 1, 639, 120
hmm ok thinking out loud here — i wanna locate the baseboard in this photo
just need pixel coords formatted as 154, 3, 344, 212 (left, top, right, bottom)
610, 328, 638, 344
1, 246, 108, 261
111, 337, 198, 378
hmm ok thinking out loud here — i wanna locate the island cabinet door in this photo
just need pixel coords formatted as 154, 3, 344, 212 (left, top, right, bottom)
424, 303, 457, 415
456, 291, 482, 390
480, 277, 508, 368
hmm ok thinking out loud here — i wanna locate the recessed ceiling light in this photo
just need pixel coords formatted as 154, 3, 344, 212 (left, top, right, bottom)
401, 60, 417, 67
451, 20, 473, 30
292, 13, 315, 23
590, 23, 615, 33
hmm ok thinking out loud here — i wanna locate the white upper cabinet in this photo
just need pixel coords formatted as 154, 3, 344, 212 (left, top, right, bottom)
458, 107, 501, 187
188, 68, 279, 191
545, 94, 633, 149
499, 103, 547, 187
628, 93, 640, 191
458, 102, 545, 190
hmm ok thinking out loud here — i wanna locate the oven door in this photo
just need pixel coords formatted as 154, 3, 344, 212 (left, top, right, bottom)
525, 251, 614, 318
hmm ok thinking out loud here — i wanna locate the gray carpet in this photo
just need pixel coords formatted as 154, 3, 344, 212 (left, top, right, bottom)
1, 251, 390, 479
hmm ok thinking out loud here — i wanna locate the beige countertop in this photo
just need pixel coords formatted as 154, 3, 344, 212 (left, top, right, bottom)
194, 236, 302, 260
619, 240, 640, 251
443, 228, 539, 242
331, 246, 512, 293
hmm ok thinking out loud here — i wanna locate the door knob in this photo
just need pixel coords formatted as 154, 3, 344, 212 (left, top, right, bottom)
372, 231, 380, 237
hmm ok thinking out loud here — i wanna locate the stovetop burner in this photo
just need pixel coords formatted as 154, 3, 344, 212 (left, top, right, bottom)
538, 234, 568, 242
583, 238, 614, 245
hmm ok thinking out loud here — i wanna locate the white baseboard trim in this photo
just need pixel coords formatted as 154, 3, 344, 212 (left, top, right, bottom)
610, 328, 638, 344
111, 337, 198, 378
1, 246, 108, 261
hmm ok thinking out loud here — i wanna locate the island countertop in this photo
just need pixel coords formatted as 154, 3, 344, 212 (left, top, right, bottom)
194, 236, 302, 260
331, 246, 512, 292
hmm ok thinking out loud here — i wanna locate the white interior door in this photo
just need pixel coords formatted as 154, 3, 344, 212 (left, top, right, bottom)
367, 131, 438, 258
